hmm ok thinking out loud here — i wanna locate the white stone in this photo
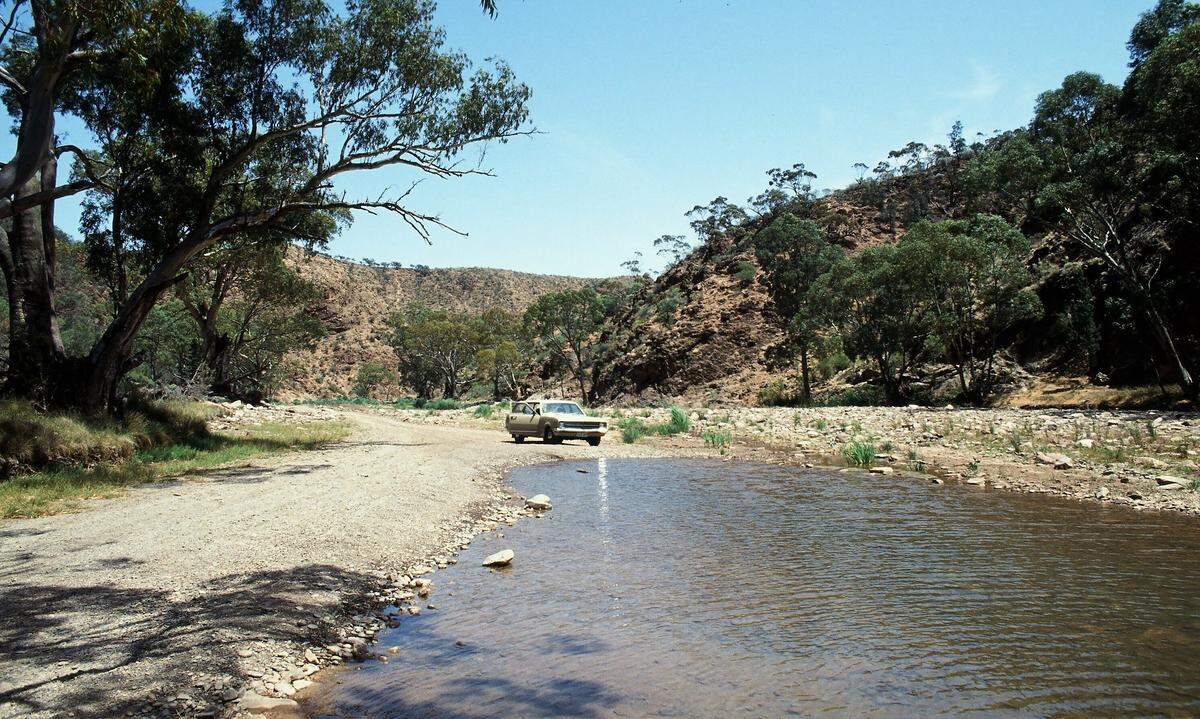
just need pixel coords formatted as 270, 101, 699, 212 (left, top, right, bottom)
483, 549, 515, 567
241, 692, 298, 712
525, 494, 552, 510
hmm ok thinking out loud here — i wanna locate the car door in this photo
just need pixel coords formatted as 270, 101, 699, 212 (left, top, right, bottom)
507, 403, 528, 433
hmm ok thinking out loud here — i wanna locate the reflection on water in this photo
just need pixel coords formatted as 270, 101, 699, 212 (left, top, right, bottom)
314, 459, 1200, 718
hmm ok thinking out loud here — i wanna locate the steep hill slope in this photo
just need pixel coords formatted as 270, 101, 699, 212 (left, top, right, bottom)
592, 186, 910, 406
282, 250, 608, 397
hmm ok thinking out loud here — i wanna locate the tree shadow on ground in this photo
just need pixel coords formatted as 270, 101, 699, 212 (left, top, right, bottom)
0, 563, 388, 718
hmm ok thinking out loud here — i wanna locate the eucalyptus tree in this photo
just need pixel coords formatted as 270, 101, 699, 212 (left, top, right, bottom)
753, 213, 842, 404
523, 288, 605, 402
0, 0, 183, 398
5, 0, 530, 413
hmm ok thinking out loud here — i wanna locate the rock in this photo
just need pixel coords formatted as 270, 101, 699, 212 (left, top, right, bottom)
930, 477, 944, 485
525, 494, 552, 510
304, 649, 318, 663
240, 692, 297, 712
483, 549, 515, 567
1155, 475, 1188, 490
237, 648, 254, 658
1076, 438, 1094, 449
411, 565, 434, 575
1137, 456, 1170, 470
1095, 487, 1109, 499
965, 477, 986, 486
1036, 452, 1074, 469
868, 466, 894, 475
292, 679, 313, 691
273, 682, 296, 697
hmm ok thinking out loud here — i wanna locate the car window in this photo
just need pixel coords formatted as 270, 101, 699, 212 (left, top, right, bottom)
513, 403, 527, 414
523, 404, 536, 415
544, 402, 583, 414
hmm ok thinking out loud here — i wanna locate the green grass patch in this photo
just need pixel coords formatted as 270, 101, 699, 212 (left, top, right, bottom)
842, 441, 876, 468
1, 414, 349, 520
701, 429, 732, 453
619, 417, 648, 444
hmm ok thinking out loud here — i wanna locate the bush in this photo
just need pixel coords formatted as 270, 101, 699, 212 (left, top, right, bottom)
758, 379, 805, 407
842, 441, 876, 467
425, 399, 460, 411
701, 429, 732, 452
473, 404, 495, 419
733, 261, 757, 284
619, 417, 647, 443
654, 287, 685, 324
817, 385, 888, 406
664, 406, 691, 434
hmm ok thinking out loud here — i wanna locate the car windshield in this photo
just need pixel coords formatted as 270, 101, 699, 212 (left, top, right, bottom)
544, 402, 583, 415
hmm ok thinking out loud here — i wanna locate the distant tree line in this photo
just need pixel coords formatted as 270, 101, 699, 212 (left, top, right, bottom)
352, 282, 636, 404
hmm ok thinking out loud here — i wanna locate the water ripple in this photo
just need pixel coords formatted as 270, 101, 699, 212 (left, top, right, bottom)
316, 459, 1200, 718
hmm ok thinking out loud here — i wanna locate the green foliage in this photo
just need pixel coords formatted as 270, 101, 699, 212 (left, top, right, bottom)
1, 413, 348, 519
353, 362, 398, 400
701, 429, 732, 452
425, 399, 461, 411
842, 441, 876, 467
910, 214, 1042, 403
733, 261, 757, 284
473, 404, 495, 419
753, 213, 843, 402
817, 385, 889, 407
523, 288, 606, 401
653, 286, 685, 324
665, 406, 692, 434
757, 379, 805, 407
619, 417, 647, 443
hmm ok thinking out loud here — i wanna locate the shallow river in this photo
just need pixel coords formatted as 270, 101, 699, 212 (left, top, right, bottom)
314, 459, 1200, 718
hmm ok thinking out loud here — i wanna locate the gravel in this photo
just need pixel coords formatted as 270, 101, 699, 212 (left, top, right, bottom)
0, 408, 677, 719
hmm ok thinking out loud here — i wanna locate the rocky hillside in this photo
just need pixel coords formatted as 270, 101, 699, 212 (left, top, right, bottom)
282, 250, 607, 397
592, 183, 912, 406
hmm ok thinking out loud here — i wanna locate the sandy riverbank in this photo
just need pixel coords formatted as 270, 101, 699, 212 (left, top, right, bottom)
0, 407, 693, 719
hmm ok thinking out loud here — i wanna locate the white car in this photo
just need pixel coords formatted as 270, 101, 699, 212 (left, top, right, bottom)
505, 399, 608, 445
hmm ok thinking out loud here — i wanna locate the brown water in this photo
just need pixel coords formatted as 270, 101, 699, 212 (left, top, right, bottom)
315, 459, 1200, 718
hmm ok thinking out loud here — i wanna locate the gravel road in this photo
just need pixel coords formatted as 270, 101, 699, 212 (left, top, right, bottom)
0, 409, 676, 719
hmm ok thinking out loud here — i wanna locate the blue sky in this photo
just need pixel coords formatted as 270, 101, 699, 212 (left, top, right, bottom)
12, 0, 1152, 276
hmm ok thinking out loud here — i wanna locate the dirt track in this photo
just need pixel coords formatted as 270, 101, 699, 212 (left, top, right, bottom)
0, 409, 678, 719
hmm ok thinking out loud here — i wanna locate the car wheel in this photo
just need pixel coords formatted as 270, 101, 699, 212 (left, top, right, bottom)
544, 426, 562, 444
587, 437, 601, 447
513, 435, 525, 443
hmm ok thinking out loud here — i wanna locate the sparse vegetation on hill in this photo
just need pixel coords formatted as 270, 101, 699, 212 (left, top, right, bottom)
592, 1, 1200, 409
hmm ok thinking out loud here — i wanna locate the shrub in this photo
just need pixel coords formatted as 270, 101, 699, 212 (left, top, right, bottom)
702, 429, 732, 452
817, 385, 887, 407
758, 379, 804, 407
619, 417, 647, 443
654, 287, 685, 324
473, 404, 495, 419
842, 441, 876, 467
425, 399, 460, 411
733, 261, 757, 284
665, 406, 691, 434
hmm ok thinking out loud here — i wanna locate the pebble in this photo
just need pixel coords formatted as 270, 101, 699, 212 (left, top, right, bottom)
525, 494, 553, 510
